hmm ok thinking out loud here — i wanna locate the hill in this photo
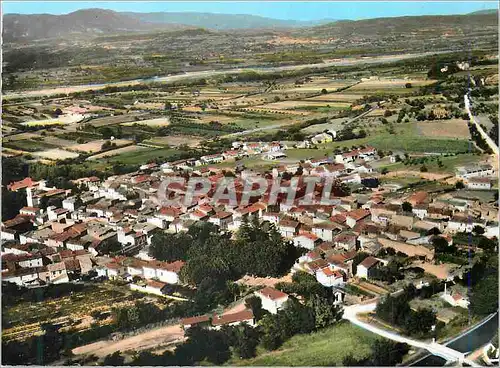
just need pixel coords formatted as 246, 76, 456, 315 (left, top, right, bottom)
2, 9, 336, 42
123, 11, 336, 30
468, 9, 498, 15
2, 9, 189, 42
306, 13, 498, 38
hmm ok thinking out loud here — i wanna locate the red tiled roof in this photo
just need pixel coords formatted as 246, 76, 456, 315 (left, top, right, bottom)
146, 260, 185, 273
147, 279, 167, 289
408, 191, 428, 205
346, 209, 370, 221
279, 219, 299, 228
7, 177, 39, 191
181, 315, 211, 326
359, 256, 379, 269
256, 287, 289, 301
211, 309, 254, 326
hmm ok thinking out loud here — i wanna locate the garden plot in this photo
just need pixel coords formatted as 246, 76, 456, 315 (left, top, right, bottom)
21, 113, 86, 126
3, 139, 59, 152
121, 117, 171, 127
348, 78, 437, 92
256, 100, 351, 110
86, 113, 148, 127
416, 119, 470, 139
68, 139, 133, 153
240, 107, 310, 116
3, 132, 41, 142
32, 148, 80, 160
39, 136, 77, 148
306, 94, 363, 102
146, 136, 202, 147
301, 118, 346, 134
87, 145, 150, 160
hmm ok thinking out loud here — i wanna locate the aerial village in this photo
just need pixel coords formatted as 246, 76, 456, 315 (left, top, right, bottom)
2, 135, 498, 334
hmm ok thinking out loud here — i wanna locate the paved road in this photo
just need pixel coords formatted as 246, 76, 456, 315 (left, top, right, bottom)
4, 51, 449, 99
464, 93, 499, 156
342, 301, 480, 366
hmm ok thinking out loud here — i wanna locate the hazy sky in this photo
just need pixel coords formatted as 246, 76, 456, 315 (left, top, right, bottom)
3, 1, 497, 20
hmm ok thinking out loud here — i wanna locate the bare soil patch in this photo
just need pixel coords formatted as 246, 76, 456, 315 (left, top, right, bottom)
68, 139, 133, 153
417, 119, 470, 139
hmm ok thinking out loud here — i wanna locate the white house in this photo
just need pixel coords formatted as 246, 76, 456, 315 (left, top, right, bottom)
278, 219, 299, 238
255, 287, 289, 314
356, 256, 380, 279
441, 284, 469, 309
142, 260, 184, 284
208, 211, 233, 230
293, 233, 321, 250
312, 221, 342, 242
467, 177, 492, 190
316, 267, 345, 287
456, 164, 494, 179
130, 280, 168, 297
211, 310, 255, 329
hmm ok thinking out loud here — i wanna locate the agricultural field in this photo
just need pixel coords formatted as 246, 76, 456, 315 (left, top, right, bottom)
3, 139, 59, 152
2, 284, 149, 343
22, 119, 64, 127
306, 94, 363, 102
145, 135, 202, 147
87, 145, 150, 160
233, 322, 378, 366
69, 139, 133, 153
93, 146, 180, 164
416, 119, 470, 139
380, 153, 488, 174
85, 113, 149, 128
32, 148, 81, 160
121, 117, 171, 127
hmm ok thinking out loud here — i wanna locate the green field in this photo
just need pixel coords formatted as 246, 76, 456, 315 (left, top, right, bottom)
232, 322, 377, 366
381, 153, 486, 174
101, 147, 179, 165
4, 139, 59, 152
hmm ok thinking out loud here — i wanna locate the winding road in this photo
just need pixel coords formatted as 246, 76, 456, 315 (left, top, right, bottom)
342, 301, 480, 366
464, 93, 499, 156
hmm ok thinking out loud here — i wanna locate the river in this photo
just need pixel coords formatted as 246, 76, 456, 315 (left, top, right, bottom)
410, 312, 498, 366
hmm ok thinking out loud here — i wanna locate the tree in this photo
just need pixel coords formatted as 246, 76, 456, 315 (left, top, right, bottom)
307, 294, 342, 329
233, 323, 261, 359
420, 165, 428, 172
405, 82, 412, 89
401, 201, 413, 213
321, 88, 328, 94
455, 180, 465, 189
470, 274, 499, 316
371, 340, 409, 366
103, 351, 125, 366
149, 232, 191, 262
245, 296, 264, 321
381, 168, 389, 175
472, 225, 485, 235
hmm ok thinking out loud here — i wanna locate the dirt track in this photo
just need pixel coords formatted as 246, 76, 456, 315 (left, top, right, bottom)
72, 324, 184, 357
71, 298, 250, 358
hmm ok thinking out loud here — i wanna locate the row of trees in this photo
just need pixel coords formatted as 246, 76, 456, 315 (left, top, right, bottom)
468, 122, 494, 154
